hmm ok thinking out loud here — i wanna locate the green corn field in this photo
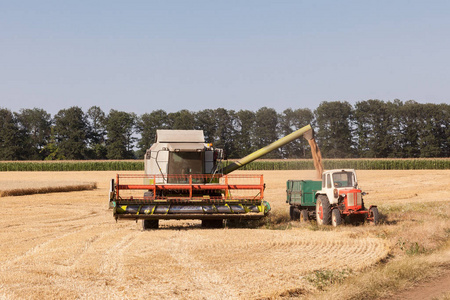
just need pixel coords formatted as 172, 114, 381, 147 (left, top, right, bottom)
0, 158, 448, 171
234, 159, 450, 170
0, 161, 144, 172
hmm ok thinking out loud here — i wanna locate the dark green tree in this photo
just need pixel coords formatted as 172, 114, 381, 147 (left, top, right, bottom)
86, 106, 107, 159
53, 107, 88, 159
234, 109, 256, 158
383, 99, 404, 157
354, 100, 395, 158
439, 103, 450, 157
167, 110, 195, 130
194, 109, 217, 143
396, 100, 421, 158
16, 108, 52, 159
0, 108, 23, 160
213, 108, 237, 158
254, 107, 280, 158
417, 103, 442, 157
315, 101, 354, 158
106, 110, 137, 159
279, 108, 314, 158
137, 110, 169, 157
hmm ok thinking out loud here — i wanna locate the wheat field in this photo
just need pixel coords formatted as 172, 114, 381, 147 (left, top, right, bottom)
0, 170, 448, 299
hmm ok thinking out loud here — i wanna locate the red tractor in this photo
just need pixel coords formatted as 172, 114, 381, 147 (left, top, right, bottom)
315, 169, 379, 226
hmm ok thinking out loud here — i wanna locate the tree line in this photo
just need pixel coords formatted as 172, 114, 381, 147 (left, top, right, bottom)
0, 100, 448, 160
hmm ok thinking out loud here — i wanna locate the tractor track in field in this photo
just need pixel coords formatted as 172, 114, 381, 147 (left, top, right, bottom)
100, 231, 142, 281
168, 233, 236, 299
0, 223, 99, 270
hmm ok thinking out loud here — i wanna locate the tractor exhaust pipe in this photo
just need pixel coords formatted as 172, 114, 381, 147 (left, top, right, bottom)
221, 124, 314, 175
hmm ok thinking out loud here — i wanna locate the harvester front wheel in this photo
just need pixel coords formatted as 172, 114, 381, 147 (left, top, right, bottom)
316, 195, 331, 225
142, 219, 159, 230
202, 219, 223, 228
300, 210, 309, 222
368, 207, 380, 225
331, 209, 342, 227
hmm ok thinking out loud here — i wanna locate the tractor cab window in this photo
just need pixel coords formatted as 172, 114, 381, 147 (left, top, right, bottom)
332, 171, 354, 188
326, 174, 332, 188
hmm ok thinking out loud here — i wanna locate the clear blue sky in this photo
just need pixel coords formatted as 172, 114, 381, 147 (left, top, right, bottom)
1, 1, 449, 116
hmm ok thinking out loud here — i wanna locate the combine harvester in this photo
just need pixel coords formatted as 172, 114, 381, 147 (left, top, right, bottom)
110, 124, 315, 229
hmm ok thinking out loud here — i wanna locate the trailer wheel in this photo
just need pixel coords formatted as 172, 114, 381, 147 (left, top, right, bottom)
368, 207, 380, 225
300, 210, 309, 222
202, 219, 223, 228
293, 207, 300, 221
331, 209, 342, 227
289, 206, 295, 220
142, 219, 159, 230
316, 195, 331, 225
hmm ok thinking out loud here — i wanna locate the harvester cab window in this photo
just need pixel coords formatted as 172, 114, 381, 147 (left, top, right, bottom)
168, 152, 203, 178
332, 172, 353, 188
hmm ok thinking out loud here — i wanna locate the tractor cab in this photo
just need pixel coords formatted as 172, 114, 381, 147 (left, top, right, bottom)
328, 170, 358, 188
319, 169, 360, 206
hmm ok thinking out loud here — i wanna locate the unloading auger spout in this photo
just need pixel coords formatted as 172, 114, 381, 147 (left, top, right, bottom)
220, 124, 315, 175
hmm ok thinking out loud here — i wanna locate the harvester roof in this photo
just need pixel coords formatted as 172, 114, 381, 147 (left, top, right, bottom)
156, 130, 205, 143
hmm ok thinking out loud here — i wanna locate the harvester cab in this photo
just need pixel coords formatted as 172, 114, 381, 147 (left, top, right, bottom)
144, 130, 223, 182
110, 124, 315, 230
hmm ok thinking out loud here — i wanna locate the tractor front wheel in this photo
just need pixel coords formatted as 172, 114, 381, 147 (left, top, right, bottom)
331, 209, 342, 227
316, 195, 331, 225
368, 207, 380, 225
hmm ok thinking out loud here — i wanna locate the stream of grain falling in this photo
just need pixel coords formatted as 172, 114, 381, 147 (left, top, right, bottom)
308, 138, 324, 179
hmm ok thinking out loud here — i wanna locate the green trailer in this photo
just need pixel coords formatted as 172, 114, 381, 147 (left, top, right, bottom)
286, 180, 322, 222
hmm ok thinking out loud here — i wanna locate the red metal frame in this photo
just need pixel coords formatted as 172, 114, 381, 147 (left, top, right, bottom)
338, 189, 370, 216
114, 173, 264, 203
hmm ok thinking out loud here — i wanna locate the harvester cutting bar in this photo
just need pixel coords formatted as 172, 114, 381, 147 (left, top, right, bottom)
112, 173, 270, 221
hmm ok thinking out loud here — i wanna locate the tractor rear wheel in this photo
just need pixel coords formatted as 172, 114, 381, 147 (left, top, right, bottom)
142, 219, 159, 230
331, 209, 342, 227
316, 195, 331, 225
368, 207, 380, 225
300, 210, 309, 222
